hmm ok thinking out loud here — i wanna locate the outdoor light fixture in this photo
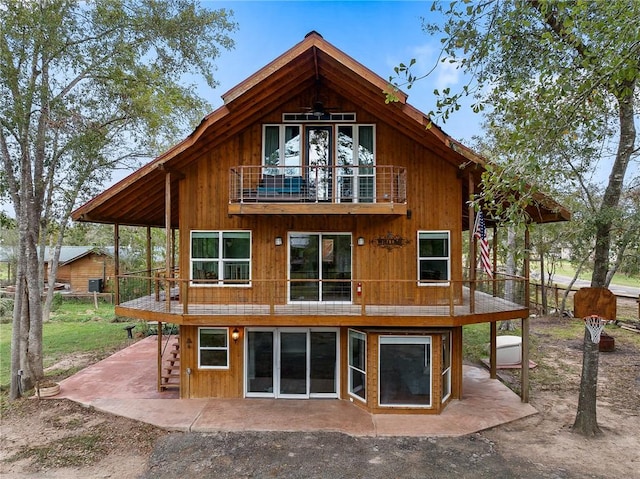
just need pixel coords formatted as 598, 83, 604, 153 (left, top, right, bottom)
357, 237, 365, 246
186, 338, 192, 349
275, 236, 283, 246
232, 328, 240, 343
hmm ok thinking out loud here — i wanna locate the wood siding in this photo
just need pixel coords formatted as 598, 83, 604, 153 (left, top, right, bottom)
178, 89, 464, 308
48, 253, 114, 293
180, 325, 244, 399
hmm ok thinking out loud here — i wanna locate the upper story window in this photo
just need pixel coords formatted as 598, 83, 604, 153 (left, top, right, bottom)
418, 231, 450, 284
262, 124, 375, 203
191, 231, 251, 286
263, 125, 301, 176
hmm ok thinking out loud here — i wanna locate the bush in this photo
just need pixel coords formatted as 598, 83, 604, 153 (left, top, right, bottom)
0, 298, 14, 320
51, 293, 64, 312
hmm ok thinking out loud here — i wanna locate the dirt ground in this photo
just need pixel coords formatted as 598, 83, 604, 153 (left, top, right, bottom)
1, 314, 639, 478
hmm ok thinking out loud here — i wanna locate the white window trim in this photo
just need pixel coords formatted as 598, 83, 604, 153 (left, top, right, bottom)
198, 327, 230, 370
378, 335, 432, 408
243, 327, 340, 399
417, 230, 451, 286
190, 230, 252, 287
441, 332, 452, 402
348, 329, 367, 403
262, 124, 302, 176
336, 124, 376, 204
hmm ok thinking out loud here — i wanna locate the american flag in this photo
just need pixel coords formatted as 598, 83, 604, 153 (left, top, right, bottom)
474, 211, 493, 278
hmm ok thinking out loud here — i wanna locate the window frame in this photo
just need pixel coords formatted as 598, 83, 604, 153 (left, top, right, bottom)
348, 329, 367, 402
441, 332, 452, 402
262, 124, 302, 177
190, 230, 252, 287
198, 327, 230, 370
378, 335, 432, 408
417, 230, 451, 286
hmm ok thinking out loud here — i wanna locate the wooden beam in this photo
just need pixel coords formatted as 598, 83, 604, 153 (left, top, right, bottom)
521, 226, 531, 403
228, 202, 407, 215
157, 321, 163, 392
113, 224, 120, 305
165, 172, 172, 312
490, 321, 497, 379
468, 175, 476, 313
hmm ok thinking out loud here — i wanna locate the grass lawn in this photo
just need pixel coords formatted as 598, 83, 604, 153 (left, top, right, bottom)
0, 299, 134, 389
549, 261, 639, 289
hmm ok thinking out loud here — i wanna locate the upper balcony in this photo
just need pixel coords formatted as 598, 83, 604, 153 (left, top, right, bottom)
228, 165, 407, 215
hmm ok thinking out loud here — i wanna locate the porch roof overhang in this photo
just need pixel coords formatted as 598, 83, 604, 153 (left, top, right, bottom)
71, 31, 570, 229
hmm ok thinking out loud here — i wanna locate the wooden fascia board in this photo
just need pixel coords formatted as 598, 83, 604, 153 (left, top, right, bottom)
72, 105, 230, 222
222, 33, 408, 106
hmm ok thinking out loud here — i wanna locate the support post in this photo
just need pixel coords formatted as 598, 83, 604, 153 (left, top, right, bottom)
157, 320, 163, 392
492, 224, 498, 297
468, 175, 476, 313
165, 172, 172, 313
521, 225, 531, 402
146, 226, 152, 296
113, 224, 120, 305
490, 321, 497, 379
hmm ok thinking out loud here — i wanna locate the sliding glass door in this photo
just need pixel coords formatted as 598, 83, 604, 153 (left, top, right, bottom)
245, 328, 339, 399
289, 233, 352, 303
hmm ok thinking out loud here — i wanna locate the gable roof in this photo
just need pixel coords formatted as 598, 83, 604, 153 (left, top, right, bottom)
0, 246, 113, 264
71, 32, 569, 228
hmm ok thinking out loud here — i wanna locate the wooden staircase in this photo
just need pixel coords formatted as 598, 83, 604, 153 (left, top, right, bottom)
160, 339, 180, 391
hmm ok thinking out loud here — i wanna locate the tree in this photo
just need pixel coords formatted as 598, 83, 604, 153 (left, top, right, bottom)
390, 1, 639, 435
0, 0, 236, 400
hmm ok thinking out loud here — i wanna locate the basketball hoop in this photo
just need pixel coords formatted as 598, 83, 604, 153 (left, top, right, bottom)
584, 315, 606, 344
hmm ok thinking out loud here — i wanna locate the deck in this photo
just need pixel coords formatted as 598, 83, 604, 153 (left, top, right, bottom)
117, 286, 529, 327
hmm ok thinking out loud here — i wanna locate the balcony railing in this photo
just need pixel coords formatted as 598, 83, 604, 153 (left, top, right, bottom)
116, 275, 529, 320
229, 165, 407, 206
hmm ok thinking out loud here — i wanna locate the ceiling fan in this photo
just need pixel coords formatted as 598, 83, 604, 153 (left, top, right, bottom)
299, 79, 339, 117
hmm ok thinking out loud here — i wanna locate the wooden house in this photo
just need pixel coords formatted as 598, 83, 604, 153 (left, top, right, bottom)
45, 246, 115, 293
72, 33, 569, 414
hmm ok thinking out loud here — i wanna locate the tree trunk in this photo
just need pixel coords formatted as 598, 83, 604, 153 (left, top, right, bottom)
572, 328, 602, 436
9, 211, 44, 398
592, 85, 636, 287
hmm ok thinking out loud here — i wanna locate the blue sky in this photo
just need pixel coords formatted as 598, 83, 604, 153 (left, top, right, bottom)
201, 0, 479, 142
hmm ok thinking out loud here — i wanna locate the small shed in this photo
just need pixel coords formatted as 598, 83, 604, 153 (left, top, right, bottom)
45, 247, 115, 293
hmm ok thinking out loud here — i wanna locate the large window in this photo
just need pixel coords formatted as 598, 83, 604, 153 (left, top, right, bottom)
336, 125, 374, 203
263, 124, 375, 202
198, 328, 229, 369
263, 125, 301, 176
348, 329, 366, 401
379, 336, 431, 407
418, 231, 450, 284
191, 231, 251, 285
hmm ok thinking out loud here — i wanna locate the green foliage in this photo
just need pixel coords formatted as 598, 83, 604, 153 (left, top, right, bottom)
50, 293, 64, 312
391, 1, 638, 286
0, 298, 13, 320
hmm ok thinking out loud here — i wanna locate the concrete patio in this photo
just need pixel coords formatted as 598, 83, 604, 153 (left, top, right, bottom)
51, 336, 537, 437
